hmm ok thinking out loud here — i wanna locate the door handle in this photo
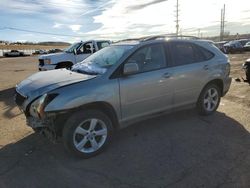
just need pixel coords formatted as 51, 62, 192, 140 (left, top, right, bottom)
162, 72, 171, 78
203, 65, 209, 70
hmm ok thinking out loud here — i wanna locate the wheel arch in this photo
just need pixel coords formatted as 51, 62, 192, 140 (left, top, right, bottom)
201, 79, 224, 97
77, 101, 120, 130
54, 101, 120, 136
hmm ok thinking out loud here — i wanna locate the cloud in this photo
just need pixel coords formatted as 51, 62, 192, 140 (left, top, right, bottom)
53, 23, 82, 32
69, 25, 82, 32
53, 23, 63, 28
1, 0, 250, 42
86, 0, 174, 40
126, 0, 167, 12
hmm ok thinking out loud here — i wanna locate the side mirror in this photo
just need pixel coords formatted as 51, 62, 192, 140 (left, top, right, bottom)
123, 61, 139, 75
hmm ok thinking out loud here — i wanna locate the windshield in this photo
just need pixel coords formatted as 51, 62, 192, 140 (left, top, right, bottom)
64, 42, 82, 53
72, 45, 133, 75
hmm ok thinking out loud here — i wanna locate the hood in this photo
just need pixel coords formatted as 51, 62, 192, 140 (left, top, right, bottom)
39, 52, 74, 64
39, 52, 65, 59
16, 69, 96, 98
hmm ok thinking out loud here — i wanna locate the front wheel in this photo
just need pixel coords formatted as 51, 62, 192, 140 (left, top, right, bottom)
62, 110, 114, 158
197, 84, 221, 115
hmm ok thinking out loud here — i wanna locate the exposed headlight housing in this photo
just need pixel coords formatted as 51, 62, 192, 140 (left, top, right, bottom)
29, 93, 58, 119
44, 59, 51, 64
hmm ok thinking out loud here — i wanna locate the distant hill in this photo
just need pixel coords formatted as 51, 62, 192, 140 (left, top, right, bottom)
0, 41, 71, 46
37, 41, 71, 46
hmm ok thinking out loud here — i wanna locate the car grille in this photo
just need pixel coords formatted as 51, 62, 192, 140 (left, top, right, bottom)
14, 90, 26, 106
39, 59, 44, 66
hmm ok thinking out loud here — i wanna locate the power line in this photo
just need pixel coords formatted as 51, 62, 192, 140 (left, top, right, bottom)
1, 27, 84, 37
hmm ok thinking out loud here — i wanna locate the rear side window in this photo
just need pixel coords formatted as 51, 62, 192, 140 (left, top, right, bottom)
198, 45, 214, 60
97, 41, 110, 50
170, 42, 214, 66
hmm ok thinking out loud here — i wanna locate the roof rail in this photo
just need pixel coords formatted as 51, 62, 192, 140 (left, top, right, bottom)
114, 38, 142, 43
141, 34, 200, 41
114, 34, 200, 44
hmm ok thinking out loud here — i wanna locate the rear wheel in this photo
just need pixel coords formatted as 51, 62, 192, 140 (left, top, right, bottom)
62, 110, 114, 158
197, 84, 221, 115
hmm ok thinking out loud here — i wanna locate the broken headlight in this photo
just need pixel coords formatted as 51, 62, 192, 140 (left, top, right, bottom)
29, 93, 58, 119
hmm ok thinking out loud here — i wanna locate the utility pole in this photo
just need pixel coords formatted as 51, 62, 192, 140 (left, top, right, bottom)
220, 4, 226, 41
175, 0, 180, 35
197, 29, 201, 38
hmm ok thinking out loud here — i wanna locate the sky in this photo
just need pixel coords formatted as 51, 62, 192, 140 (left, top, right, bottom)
0, 0, 250, 43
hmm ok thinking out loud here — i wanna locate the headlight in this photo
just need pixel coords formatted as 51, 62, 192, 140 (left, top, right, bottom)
44, 59, 51, 64
29, 93, 58, 119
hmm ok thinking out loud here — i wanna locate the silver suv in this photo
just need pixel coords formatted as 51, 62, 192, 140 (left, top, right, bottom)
15, 35, 231, 158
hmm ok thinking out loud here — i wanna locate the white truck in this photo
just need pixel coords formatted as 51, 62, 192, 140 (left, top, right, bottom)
38, 40, 110, 71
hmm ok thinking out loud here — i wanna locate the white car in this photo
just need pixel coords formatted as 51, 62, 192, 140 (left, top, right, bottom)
4, 50, 24, 57
38, 40, 110, 71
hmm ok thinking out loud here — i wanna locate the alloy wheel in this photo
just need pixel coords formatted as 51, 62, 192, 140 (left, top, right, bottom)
203, 88, 219, 112
73, 118, 108, 153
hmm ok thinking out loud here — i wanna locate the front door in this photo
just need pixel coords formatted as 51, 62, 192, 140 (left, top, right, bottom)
75, 42, 93, 63
119, 43, 174, 121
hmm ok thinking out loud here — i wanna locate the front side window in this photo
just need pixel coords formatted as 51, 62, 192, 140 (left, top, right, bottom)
78, 42, 93, 54
64, 42, 81, 53
126, 44, 166, 73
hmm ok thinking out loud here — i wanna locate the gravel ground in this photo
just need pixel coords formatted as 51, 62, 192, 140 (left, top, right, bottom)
0, 53, 249, 188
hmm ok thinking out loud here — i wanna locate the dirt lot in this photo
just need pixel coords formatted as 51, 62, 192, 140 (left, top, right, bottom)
0, 54, 249, 188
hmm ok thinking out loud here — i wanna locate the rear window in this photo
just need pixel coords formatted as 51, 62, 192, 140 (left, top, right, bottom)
170, 42, 214, 66
97, 41, 110, 50
194, 44, 214, 61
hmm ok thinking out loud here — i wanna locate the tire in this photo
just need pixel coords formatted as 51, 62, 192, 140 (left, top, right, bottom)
197, 84, 221, 115
62, 110, 114, 158
56, 62, 72, 69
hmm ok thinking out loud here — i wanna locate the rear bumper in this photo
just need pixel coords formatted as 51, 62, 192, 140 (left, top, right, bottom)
222, 77, 232, 96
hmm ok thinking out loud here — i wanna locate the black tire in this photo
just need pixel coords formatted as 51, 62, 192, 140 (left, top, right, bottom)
62, 110, 114, 158
56, 62, 72, 69
197, 84, 221, 115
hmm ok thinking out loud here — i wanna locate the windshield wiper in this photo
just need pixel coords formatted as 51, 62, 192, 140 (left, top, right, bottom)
73, 69, 99, 75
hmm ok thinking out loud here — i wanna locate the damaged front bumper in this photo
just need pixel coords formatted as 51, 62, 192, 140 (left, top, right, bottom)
26, 116, 54, 129
26, 115, 59, 142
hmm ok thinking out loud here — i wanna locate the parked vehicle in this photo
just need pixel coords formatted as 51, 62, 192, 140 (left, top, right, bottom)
242, 58, 250, 82
223, 41, 244, 54
47, 48, 63, 54
15, 35, 231, 158
33, 50, 47, 55
214, 41, 227, 53
4, 50, 24, 57
237, 39, 249, 46
243, 42, 250, 51
38, 40, 111, 71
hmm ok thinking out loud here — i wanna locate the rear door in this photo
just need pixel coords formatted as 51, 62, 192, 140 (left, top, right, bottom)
96, 41, 110, 51
119, 43, 174, 121
168, 41, 215, 108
